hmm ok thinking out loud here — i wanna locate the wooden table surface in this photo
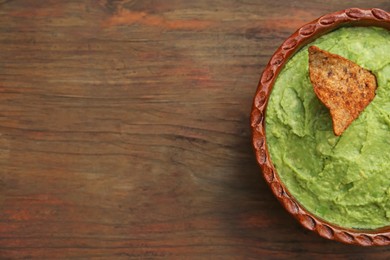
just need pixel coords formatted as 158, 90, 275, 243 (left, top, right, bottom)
1, 1, 389, 259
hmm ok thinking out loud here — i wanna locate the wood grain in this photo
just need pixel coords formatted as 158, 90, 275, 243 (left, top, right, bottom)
0, 0, 389, 259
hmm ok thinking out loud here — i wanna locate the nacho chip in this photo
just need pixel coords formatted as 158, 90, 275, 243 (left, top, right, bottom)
308, 46, 377, 136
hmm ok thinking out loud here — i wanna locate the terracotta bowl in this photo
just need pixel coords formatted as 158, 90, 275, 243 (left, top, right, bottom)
250, 8, 390, 246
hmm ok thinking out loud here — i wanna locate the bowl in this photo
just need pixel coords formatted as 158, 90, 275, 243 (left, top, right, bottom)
250, 8, 390, 246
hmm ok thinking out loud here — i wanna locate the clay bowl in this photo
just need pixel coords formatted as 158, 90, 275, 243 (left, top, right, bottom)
250, 8, 390, 246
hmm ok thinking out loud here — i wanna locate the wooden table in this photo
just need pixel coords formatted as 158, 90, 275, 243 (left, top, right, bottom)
1, 1, 389, 259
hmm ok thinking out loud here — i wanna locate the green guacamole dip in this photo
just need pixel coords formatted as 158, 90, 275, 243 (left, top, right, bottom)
266, 27, 390, 229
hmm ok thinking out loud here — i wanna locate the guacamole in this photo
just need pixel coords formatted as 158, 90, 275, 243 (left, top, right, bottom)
266, 27, 390, 229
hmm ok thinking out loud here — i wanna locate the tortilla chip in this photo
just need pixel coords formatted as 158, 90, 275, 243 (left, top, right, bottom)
308, 46, 377, 136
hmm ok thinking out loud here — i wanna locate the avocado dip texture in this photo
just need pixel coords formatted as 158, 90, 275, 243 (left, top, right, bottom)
266, 27, 390, 229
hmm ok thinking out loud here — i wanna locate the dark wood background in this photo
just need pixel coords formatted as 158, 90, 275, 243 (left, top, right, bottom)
0, 0, 389, 259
